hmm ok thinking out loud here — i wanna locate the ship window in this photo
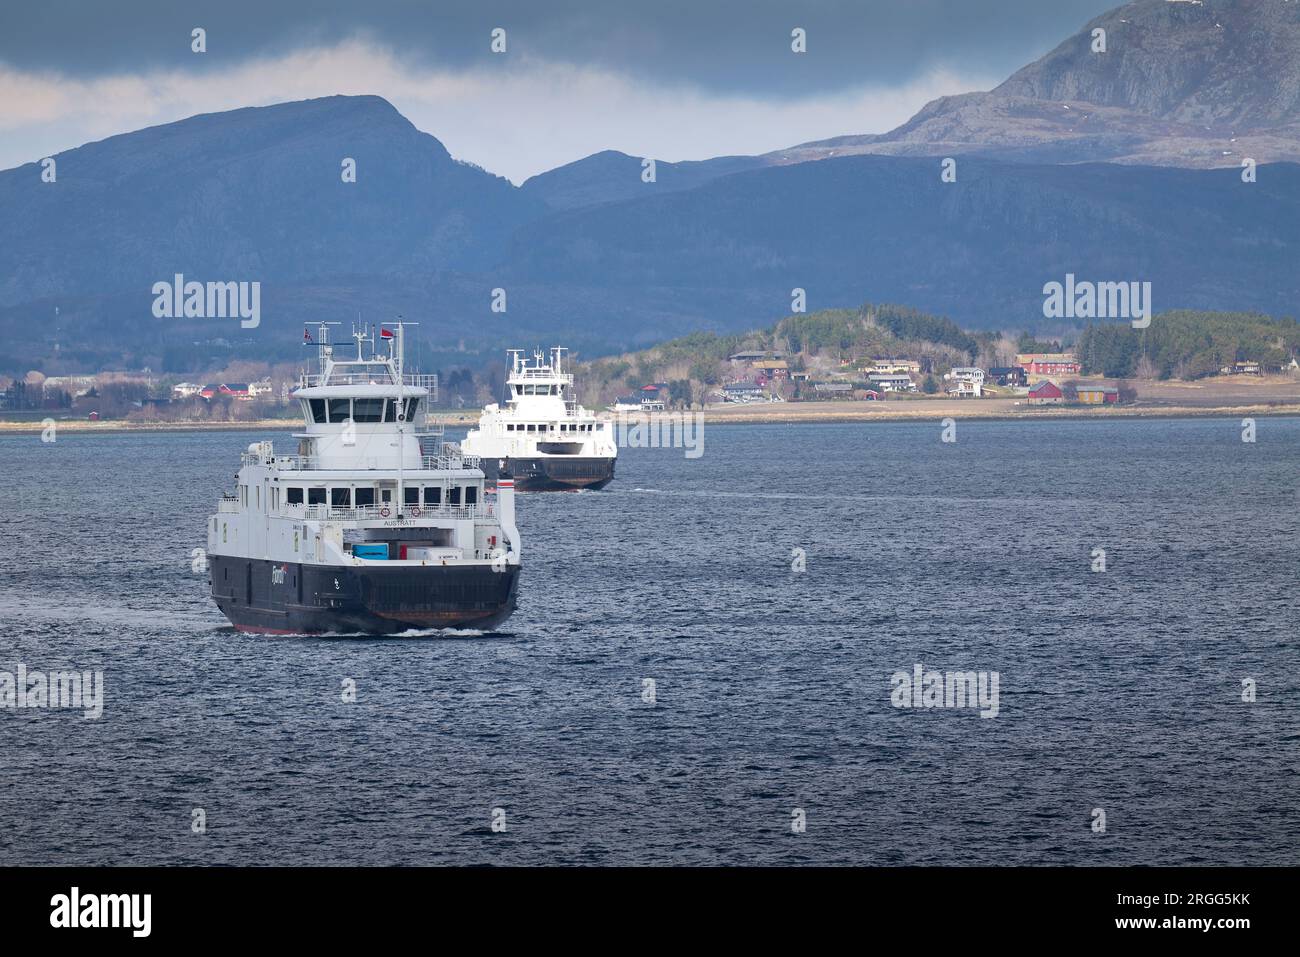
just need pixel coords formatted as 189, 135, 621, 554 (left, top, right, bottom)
403, 398, 420, 421
380, 489, 392, 503
331, 488, 350, 508
328, 398, 351, 423
353, 398, 385, 423
404, 486, 420, 506
309, 399, 327, 423
287, 487, 304, 505
527, 424, 536, 432
514, 385, 522, 395
381, 398, 396, 422
465, 486, 478, 505
424, 486, 441, 505
449, 486, 461, 505
354, 487, 375, 507
308, 486, 326, 505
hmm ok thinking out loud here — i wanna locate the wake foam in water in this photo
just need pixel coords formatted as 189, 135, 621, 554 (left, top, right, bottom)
220, 626, 500, 640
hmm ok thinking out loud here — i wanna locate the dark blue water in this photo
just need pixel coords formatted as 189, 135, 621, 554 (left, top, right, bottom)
1, 418, 1297, 865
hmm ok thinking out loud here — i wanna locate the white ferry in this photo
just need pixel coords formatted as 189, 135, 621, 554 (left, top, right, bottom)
206, 322, 521, 634
459, 347, 616, 491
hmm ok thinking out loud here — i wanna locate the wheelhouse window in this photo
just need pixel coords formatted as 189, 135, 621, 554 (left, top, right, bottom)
329, 363, 393, 385
331, 488, 351, 508
308, 487, 326, 505
308, 399, 327, 423
328, 398, 351, 423
353, 398, 385, 423
403, 398, 420, 421
354, 487, 375, 507
287, 487, 304, 505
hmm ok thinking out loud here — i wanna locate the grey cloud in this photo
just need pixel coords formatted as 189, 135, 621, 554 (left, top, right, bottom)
3, 0, 1119, 96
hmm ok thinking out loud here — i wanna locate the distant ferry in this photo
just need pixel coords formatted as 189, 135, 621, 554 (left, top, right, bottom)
206, 322, 521, 634
460, 347, 616, 491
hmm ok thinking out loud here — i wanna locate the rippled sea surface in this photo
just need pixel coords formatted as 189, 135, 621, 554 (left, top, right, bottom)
1, 418, 1297, 865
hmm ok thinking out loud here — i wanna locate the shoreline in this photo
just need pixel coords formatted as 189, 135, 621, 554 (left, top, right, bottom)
2, 401, 1297, 435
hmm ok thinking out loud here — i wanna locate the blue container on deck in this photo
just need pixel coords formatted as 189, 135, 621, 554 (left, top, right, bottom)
353, 543, 389, 560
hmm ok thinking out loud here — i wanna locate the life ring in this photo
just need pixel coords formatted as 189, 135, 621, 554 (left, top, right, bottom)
379, 506, 390, 518
410, 506, 421, 517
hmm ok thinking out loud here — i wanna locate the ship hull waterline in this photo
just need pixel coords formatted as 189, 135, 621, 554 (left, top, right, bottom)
210, 555, 521, 635
478, 455, 615, 491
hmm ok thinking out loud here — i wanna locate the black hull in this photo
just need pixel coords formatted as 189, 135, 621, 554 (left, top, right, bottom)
210, 555, 520, 635
479, 455, 615, 491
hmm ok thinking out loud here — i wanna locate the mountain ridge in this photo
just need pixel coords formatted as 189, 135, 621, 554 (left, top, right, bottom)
3, 0, 1300, 373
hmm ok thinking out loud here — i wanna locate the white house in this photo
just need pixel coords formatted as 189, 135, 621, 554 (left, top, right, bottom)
944, 367, 984, 397
867, 373, 917, 393
947, 380, 981, 399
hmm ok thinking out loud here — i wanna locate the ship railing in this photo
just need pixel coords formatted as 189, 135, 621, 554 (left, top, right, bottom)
286, 503, 487, 522
297, 372, 439, 390
242, 451, 321, 470
511, 369, 573, 382
422, 453, 480, 470
218, 497, 241, 513
240, 452, 480, 471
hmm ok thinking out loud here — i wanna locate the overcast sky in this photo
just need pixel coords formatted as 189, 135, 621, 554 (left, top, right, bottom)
0, 0, 1119, 182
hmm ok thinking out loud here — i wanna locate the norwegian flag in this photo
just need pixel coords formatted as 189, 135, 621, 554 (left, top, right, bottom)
380, 327, 394, 340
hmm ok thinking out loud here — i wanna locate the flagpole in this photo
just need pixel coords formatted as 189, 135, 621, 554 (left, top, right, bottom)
395, 320, 405, 520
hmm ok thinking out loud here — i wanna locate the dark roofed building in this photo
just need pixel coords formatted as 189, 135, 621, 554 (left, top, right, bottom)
988, 366, 1027, 386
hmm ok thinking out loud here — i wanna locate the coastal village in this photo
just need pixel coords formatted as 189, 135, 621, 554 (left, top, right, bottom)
0, 370, 284, 422
610, 350, 1138, 412
700, 350, 1120, 407
0, 350, 1290, 424
581, 305, 1300, 416
3, 303, 1297, 424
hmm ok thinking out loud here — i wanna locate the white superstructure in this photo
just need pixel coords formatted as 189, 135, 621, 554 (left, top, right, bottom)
460, 347, 617, 490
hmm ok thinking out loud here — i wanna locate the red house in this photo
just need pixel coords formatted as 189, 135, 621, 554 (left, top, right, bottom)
1027, 381, 1064, 405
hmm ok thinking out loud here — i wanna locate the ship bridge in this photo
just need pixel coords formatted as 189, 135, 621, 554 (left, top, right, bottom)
291, 322, 441, 470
